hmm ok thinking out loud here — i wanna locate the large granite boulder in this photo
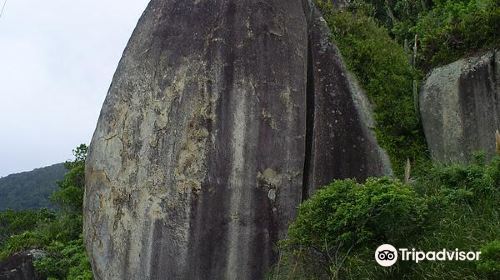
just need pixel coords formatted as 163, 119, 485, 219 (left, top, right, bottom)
84, 1, 390, 279
420, 50, 500, 163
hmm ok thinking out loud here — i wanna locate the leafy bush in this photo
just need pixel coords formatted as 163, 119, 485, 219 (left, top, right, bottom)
277, 177, 427, 279
34, 238, 92, 280
0, 209, 55, 247
414, 0, 500, 69
0, 231, 50, 260
51, 144, 87, 214
333, 0, 500, 69
407, 155, 500, 279
415, 153, 499, 199
274, 156, 500, 279
477, 240, 500, 277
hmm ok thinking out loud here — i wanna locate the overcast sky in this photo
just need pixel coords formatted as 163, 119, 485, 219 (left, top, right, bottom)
0, 0, 150, 177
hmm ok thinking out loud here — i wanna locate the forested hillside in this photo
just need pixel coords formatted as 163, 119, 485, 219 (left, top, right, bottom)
0, 163, 66, 210
0, 145, 92, 279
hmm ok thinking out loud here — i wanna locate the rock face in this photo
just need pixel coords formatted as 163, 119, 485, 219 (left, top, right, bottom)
84, 1, 390, 279
420, 50, 500, 163
304, 6, 392, 196
0, 252, 42, 280
331, 0, 350, 9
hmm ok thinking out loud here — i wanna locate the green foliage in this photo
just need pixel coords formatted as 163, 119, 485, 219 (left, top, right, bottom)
345, 0, 428, 40
0, 216, 84, 262
0, 144, 92, 279
406, 155, 500, 279
0, 209, 55, 246
337, 0, 500, 69
288, 178, 426, 251
477, 240, 500, 277
275, 156, 500, 279
315, 0, 429, 176
0, 231, 49, 260
51, 144, 87, 214
413, 0, 500, 69
34, 238, 92, 280
0, 163, 66, 210
279, 177, 426, 279
415, 153, 499, 200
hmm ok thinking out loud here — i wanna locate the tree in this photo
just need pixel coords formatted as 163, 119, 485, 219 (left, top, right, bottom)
51, 144, 87, 214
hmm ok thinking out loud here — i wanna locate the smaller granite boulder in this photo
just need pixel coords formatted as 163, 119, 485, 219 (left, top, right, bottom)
0, 251, 44, 280
420, 50, 500, 163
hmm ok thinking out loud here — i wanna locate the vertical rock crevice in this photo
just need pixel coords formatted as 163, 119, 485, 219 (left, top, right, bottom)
302, 39, 315, 202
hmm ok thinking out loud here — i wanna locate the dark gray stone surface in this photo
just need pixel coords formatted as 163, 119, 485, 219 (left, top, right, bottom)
84, 1, 390, 279
331, 0, 350, 9
420, 50, 500, 163
0, 252, 41, 280
303, 7, 391, 196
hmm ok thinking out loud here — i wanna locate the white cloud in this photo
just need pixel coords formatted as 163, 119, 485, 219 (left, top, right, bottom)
0, 0, 150, 176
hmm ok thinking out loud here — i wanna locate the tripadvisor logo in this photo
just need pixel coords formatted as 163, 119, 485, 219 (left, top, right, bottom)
375, 244, 398, 267
375, 244, 481, 267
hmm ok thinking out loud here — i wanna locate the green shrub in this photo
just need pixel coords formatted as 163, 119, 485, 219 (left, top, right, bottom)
34, 238, 92, 280
414, 0, 500, 69
407, 156, 500, 279
279, 177, 427, 279
0, 212, 85, 266
338, 0, 500, 69
275, 156, 500, 279
415, 153, 499, 201
0, 209, 55, 247
51, 144, 87, 214
477, 240, 500, 278
0, 231, 49, 260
